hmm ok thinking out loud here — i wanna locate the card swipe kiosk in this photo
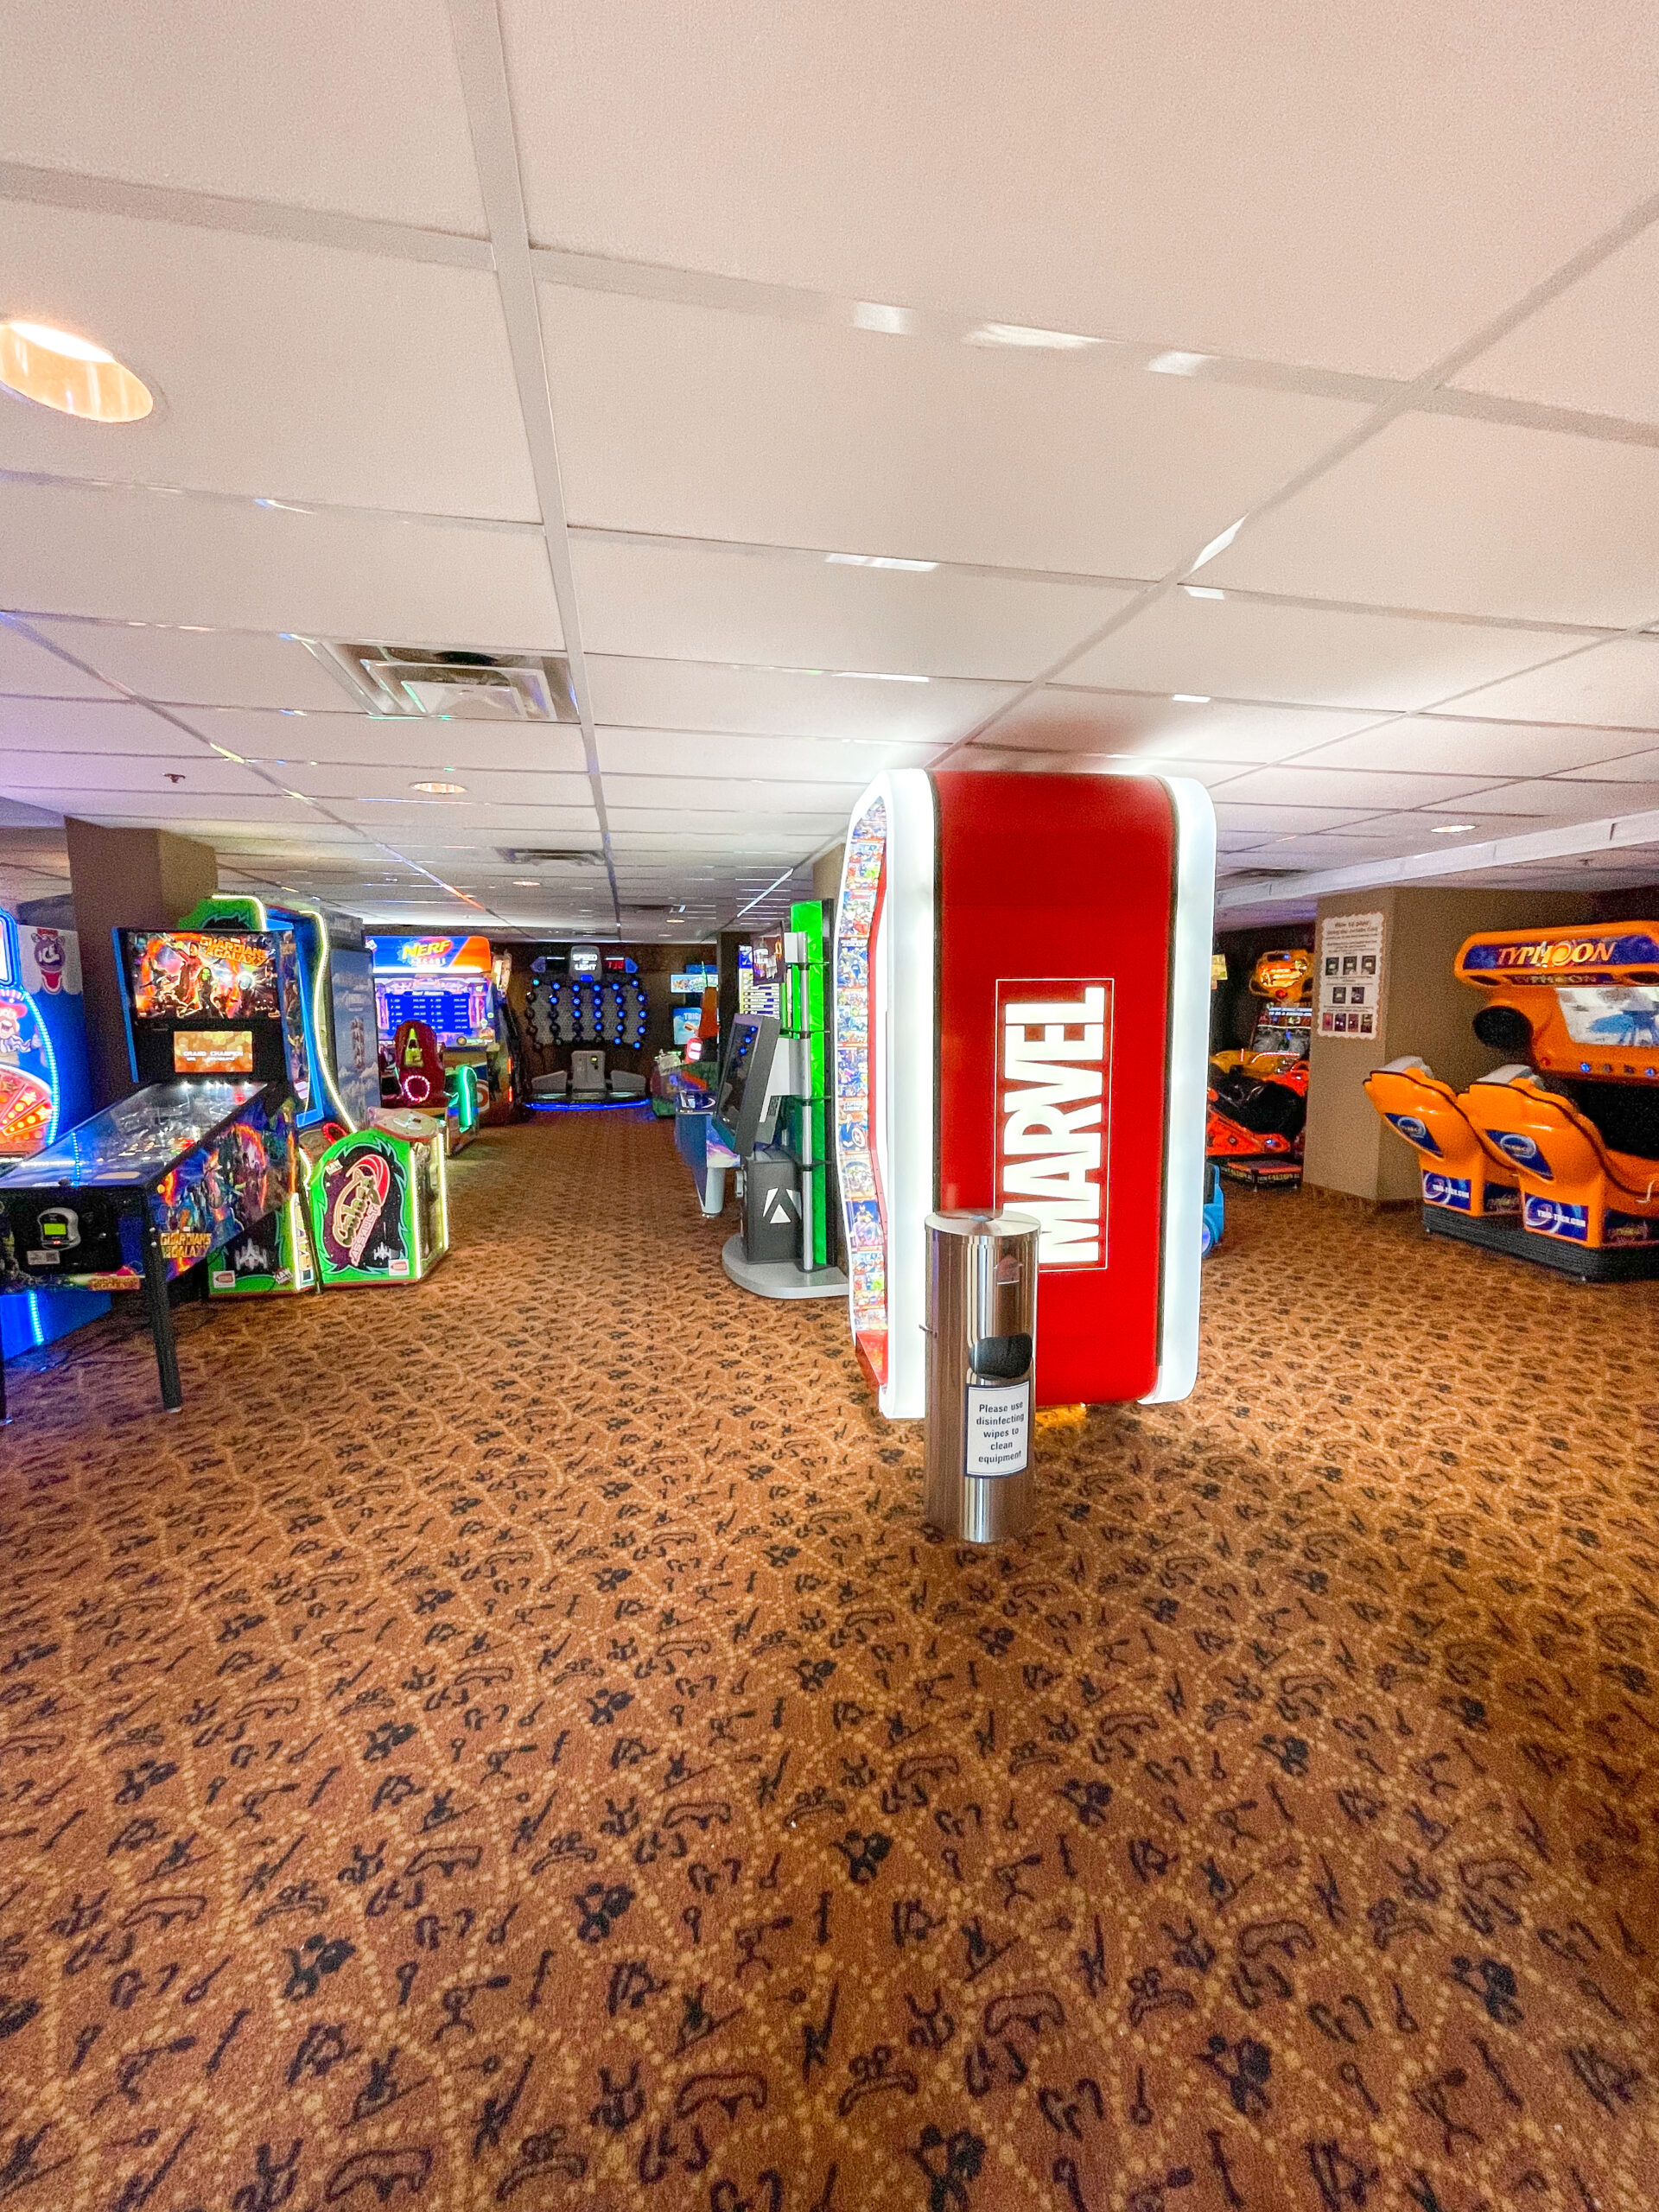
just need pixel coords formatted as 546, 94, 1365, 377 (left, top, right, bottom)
710, 1013, 804, 1267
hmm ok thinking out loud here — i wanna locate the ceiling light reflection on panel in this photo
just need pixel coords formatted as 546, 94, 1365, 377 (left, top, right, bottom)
964, 322, 1102, 350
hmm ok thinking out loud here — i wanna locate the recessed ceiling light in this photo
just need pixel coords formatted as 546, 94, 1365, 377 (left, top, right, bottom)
825, 553, 938, 571
1171, 694, 1211, 704
1431, 823, 1477, 834
964, 321, 1101, 351
1182, 585, 1226, 601
833, 671, 929, 683
1146, 350, 1211, 376
512, 878, 538, 885
411, 779, 467, 795
1190, 519, 1243, 571
0, 318, 154, 422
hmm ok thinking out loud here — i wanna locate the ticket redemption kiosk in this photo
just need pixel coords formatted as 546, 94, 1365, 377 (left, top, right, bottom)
833, 769, 1215, 1417
0, 911, 109, 1356
1367, 923, 1659, 1281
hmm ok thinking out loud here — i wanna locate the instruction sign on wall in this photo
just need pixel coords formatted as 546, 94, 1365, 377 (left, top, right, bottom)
1318, 912, 1384, 1039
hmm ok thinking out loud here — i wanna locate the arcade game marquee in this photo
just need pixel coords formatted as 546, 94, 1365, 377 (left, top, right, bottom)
1367, 922, 1659, 1281
0, 925, 305, 1411
833, 768, 1215, 1419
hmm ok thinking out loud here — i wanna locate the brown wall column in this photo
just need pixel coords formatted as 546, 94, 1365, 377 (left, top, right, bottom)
64, 820, 219, 1108
1302, 885, 1583, 1202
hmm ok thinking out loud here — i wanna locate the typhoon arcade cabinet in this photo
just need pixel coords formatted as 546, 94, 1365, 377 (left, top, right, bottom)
832, 768, 1214, 1419
1205, 947, 1313, 1186
0, 926, 306, 1411
1366, 922, 1659, 1281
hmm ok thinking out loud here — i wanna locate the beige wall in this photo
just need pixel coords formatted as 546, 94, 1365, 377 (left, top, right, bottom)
1303, 885, 1585, 1201
66, 820, 219, 1106
812, 844, 845, 900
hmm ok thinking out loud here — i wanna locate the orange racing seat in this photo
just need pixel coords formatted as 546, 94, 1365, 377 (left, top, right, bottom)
1461, 1067, 1659, 1251
1363, 1057, 1519, 1220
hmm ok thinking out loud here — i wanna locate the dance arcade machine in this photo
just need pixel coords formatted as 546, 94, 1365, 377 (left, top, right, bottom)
1206, 947, 1312, 1187
833, 768, 1214, 1417
1367, 922, 1659, 1281
0, 925, 305, 1410
0, 911, 111, 1356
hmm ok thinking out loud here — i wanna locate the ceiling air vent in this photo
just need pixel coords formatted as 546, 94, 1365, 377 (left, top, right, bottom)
496, 848, 604, 867
321, 642, 578, 722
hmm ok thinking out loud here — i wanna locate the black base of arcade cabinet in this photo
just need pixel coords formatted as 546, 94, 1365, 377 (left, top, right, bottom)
1424, 1206, 1659, 1282
721, 1235, 848, 1300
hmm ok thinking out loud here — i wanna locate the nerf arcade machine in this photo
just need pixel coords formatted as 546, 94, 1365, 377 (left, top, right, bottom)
1368, 922, 1659, 1280
0, 924, 306, 1410
833, 768, 1215, 1419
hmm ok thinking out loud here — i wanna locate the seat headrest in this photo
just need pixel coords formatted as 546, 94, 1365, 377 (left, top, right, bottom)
1477, 1064, 1536, 1087
1378, 1055, 1432, 1075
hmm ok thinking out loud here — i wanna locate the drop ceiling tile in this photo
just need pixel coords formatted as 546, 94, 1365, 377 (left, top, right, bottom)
27, 624, 357, 711
992, 687, 1378, 762
543, 287, 1366, 575
1205, 412, 1659, 628
507, 0, 1659, 378
570, 536, 1130, 682
607, 805, 845, 838
961, 746, 1243, 790
0, 480, 563, 647
1555, 747, 1659, 783
605, 774, 866, 815
0, 752, 268, 798
1060, 592, 1583, 711
1348, 809, 1556, 842
1293, 714, 1658, 777
1422, 777, 1659, 818
0, 204, 536, 518
182, 708, 590, 773
6, 0, 487, 231
0, 622, 122, 699
328, 802, 601, 832
1443, 636, 1659, 728
596, 728, 933, 779
1211, 803, 1396, 834
1211, 765, 1515, 809
1451, 226, 1659, 426
0, 696, 200, 755
587, 654, 1007, 741
283, 765, 594, 807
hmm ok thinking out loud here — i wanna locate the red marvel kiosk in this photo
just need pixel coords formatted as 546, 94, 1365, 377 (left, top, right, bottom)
833, 770, 1215, 1419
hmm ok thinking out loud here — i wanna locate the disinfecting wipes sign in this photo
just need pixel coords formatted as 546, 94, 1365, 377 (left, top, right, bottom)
965, 1379, 1032, 1478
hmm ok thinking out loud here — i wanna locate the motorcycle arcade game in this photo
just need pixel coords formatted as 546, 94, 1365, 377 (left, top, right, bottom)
0, 926, 307, 1413
1367, 922, 1659, 1281
832, 767, 1214, 1421
1206, 947, 1313, 1186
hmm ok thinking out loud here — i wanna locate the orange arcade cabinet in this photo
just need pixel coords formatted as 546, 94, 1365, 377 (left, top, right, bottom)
1367, 922, 1659, 1281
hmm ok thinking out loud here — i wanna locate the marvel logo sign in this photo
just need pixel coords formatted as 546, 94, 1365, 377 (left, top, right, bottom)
995, 979, 1112, 1268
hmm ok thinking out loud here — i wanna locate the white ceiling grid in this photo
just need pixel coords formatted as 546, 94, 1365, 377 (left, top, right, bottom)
0, 0, 1656, 934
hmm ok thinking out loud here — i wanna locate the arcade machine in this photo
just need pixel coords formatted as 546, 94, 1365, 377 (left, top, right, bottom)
0, 925, 305, 1410
524, 944, 650, 1102
1367, 921, 1659, 1281
721, 903, 848, 1300
371, 933, 504, 1145
832, 767, 1214, 1418
174, 895, 381, 1298
1206, 948, 1313, 1186
0, 909, 110, 1357
307, 1117, 448, 1289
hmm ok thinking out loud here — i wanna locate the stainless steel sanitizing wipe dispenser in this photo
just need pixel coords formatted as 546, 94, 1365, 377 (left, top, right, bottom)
923, 1210, 1040, 1542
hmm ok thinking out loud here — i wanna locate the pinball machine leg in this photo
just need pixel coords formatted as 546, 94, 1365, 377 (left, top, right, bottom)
140, 1217, 183, 1413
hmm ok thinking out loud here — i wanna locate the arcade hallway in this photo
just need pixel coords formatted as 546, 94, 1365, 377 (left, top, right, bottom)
1, 1111, 1656, 2212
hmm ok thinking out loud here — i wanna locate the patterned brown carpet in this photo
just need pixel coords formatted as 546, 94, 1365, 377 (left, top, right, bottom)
0, 1106, 1655, 2212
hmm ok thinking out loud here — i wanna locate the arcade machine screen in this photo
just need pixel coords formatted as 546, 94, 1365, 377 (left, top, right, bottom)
120, 931, 308, 1099
715, 1014, 781, 1152
370, 935, 496, 1050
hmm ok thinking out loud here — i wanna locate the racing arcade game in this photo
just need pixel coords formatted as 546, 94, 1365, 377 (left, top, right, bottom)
1206, 947, 1313, 1186
1367, 922, 1659, 1280
0, 926, 306, 1411
832, 767, 1214, 1420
